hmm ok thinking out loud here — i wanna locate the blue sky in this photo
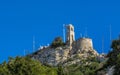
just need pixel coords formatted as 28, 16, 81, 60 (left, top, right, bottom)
0, 0, 120, 63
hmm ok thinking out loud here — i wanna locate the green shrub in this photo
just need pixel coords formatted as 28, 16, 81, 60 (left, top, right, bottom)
0, 56, 57, 75
51, 37, 65, 48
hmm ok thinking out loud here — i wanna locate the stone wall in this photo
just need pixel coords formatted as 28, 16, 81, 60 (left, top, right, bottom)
76, 38, 93, 51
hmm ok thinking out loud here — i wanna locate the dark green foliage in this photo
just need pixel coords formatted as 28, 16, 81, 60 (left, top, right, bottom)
97, 38, 120, 75
57, 65, 65, 75
106, 50, 120, 66
113, 54, 120, 75
0, 61, 11, 75
0, 56, 100, 75
106, 39, 120, 67
111, 39, 120, 50
64, 62, 99, 75
51, 37, 65, 48
61, 57, 100, 75
0, 56, 57, 75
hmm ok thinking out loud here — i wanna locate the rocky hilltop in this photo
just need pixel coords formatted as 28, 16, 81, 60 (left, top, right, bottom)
29, 24, 99, 66
30, 43, 98, 66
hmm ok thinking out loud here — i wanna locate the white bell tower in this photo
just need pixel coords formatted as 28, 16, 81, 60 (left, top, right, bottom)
66, 24, 75, 46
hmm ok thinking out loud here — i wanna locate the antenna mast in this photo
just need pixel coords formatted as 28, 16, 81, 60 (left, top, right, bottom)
63, 24, 66, 43
33, 36, 35, 52
24, 49, 26, 56
85, 27, 88, 37
119, 33, 120, 40
80, 33, 82, 38
110, 25, 112, 42
102, 37, 104, 53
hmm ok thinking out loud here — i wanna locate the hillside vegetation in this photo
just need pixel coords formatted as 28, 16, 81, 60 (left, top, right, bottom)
0, 56, 57, 75
96, 38, 120, 75
1, 37, 120, 75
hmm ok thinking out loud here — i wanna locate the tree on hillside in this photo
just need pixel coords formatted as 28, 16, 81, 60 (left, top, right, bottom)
0, 56, 57, 75
114, 54, 120, 75
51, 37, 65, 48
0, 61, 11, 75
97, 37, 120, 75
106, 39, 120, 66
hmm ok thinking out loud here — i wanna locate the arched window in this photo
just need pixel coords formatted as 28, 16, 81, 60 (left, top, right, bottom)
71, 28, 73, 31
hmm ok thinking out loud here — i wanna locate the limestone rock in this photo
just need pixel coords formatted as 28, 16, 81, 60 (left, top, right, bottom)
29, 24, 99, 66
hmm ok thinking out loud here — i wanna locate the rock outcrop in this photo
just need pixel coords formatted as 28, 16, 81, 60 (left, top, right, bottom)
29, 24, 99, 66
30, 38, 98, 66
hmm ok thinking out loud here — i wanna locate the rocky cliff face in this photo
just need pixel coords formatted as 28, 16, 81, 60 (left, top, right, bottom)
29, 25, 99, 67
30, 46, 70, 66
30, 42, 98, 66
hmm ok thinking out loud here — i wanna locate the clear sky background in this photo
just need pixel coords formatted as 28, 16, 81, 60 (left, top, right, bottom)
0, 0, 120, 63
